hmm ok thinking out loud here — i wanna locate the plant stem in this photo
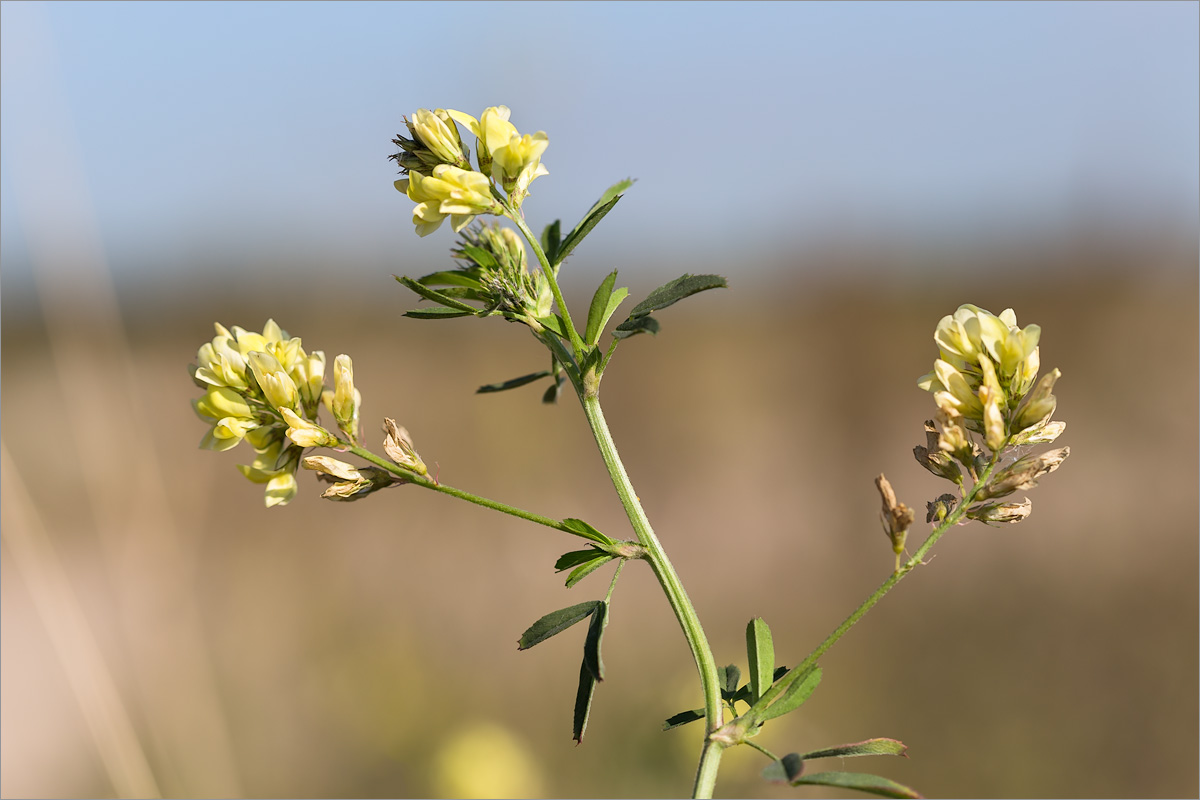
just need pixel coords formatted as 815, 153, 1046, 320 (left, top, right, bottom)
747, 455, 1001, 719
578, 394, 726, 798
344, 444, 582, 539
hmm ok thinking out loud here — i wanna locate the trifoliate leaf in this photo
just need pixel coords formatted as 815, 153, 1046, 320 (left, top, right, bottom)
617, 273, 728, 329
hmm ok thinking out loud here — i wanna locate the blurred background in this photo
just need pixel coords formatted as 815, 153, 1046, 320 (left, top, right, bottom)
2, 1, 1197, 798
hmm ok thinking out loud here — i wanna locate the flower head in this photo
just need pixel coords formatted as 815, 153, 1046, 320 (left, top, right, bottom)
918, 304, 1058, 452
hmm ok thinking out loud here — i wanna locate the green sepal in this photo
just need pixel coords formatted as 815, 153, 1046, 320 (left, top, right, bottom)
721, 664, 742, 697
517, 601, 601, 650
476, 370, 553, 394
802, 738, 910, 760
556, 179, 635, 267
572, 658, 597, 744
612, 315, 660, 339
582, 600, 609, 682
662, 708, 705, 731
759, 667, 822, 721
403, 307, 474, 320
762, 753, 805, 783
561, 518, 616, 546
616, 273, 727, 332
584, 270, 618, 345
783, 771, 922, 799
396, 275, 479, 313
541, 219, 562, 266
746, 617, 775, 704
417, 270, 484, 290
555, 548, 606, 571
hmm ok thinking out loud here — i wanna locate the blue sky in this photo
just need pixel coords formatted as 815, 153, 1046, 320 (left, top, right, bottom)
2, 1, 1197, 289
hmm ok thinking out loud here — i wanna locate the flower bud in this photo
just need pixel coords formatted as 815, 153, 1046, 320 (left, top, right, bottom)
968, 498, 1033, 524
875, 474, 915, 570
976, 447, 1069, 501
1013, 368, 1061, 433
302, 455, 363, 482
315, 466, 395, 502
914, 421, 963, 483
1009, 419, 1066, 446
248, 351, 300, 412
409, 108, 470, 169
332, 355, 360, 441
383, 418, 427, 476
926, 493, 958, 524
280, 408, 337, 448
264, 473, 298, 508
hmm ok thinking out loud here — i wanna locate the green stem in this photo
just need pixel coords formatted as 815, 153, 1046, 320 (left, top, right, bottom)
344, 443, 582, 539
747, 454, 1002, 720
578, 394, 725, 799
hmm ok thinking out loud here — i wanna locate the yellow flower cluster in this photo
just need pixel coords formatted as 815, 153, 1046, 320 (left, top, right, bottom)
190, 320, 359, 506
391, 105, 549, 236
918, 304, 1062, 453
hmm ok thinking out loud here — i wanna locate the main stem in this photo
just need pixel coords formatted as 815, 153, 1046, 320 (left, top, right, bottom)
579, 394, 726, 798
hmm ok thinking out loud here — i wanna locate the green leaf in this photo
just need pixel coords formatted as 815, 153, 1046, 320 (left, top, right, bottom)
760, 667, 822, 721
554, 548, 605, 571
396, 275, 480, 313
541, 219, 562, 265
598, 289, 628, 339
746, 618, 775, 704
536, 314, 569, 339
611, 315, 660, 339
517, 601, 601, 650
721, 664, 742, 696
762, 753, 805, 783
662, 708, 705, 731
566, 555, 614, 588
403, 307, 474, 320
572, 659, 597, 743
561, 518, 616, 547
556, 179, 635, 266
476, 370, 553, 394
584, 270, 618, 346
542, 378, 563, 405
802, 738, 910, 761
455, 244, 499, 271
786, 771, 923, 799
583, 600, 609, 682
418, 270, 484, 289
616, 274, 728, 331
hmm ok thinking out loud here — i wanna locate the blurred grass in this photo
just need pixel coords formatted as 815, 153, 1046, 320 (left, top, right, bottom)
1, 239, 1197, 798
